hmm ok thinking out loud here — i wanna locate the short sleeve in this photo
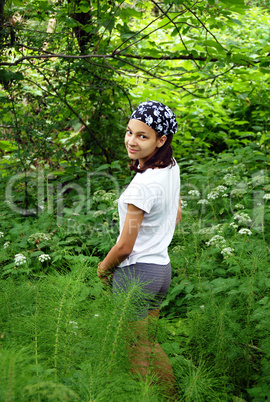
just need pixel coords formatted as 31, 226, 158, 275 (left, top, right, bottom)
122, 181, 155, 213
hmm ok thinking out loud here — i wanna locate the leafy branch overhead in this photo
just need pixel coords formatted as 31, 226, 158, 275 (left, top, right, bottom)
1, 0, 268, 94
1, 0, 270, 168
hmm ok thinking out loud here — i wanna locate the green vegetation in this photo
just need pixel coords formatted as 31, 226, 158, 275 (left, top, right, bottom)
1, 0, 270, 400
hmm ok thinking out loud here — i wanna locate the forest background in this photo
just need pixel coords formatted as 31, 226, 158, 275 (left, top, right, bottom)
1, 0, 270, 400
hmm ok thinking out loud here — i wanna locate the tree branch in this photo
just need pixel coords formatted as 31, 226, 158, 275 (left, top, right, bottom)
28, 62, 112, 164
111, 5, 173, 55
183, 3, 228, 52
93, 0, 126, 53
0, 47, 259, 70
0, 51, 220, 66
112, 56, 211, 98
150, 1, 189, 55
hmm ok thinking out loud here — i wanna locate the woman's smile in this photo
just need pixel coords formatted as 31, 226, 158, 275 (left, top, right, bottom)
128, 147, 138, 153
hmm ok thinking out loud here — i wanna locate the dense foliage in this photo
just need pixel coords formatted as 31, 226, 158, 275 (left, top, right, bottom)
1, 0, 270, 171
1, 148, 270, 400
1, 0, 270, 400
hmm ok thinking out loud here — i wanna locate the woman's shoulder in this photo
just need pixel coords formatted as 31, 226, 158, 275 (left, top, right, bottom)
133, 162, 179, 184
151, 160, 180, 175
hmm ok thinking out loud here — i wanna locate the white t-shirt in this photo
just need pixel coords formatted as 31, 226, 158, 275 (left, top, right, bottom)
118, 161, 180, 266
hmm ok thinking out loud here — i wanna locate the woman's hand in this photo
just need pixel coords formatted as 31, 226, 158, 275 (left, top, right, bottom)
97, 264, 113, 287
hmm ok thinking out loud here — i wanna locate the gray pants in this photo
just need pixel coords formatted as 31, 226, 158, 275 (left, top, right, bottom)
112, 262, 171, 320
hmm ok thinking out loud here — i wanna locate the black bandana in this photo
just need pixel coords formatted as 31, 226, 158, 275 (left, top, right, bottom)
129, 101, 177, 137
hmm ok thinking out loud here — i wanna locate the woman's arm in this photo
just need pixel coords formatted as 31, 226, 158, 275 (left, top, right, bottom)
175, 197, 182, 226
97, 203, 144, 278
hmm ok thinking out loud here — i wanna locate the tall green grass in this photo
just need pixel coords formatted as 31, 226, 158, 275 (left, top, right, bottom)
0, 145, 270, 400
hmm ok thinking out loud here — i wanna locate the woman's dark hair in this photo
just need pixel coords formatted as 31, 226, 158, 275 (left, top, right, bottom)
129, 131, 175, 173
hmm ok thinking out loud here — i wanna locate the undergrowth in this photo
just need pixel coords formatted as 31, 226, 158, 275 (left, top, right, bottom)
0, 145, 270, 400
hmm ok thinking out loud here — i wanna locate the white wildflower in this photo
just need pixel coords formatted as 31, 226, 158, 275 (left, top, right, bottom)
68, 320, 78, 335
206, 235, 226, 248
188, 190, 200, 197
28, 232, 51, 244
68, 320, 78, 328
223, 174, 238, 186
102, 191, 116, 202
233, 212, 252, 224
3, 242, 10, 249
200, 305, 205, 312
93, 190, 106, 200
238, 228, 252, 235
215, 185, 228, 193
230, 222, 238, 229
263, 193, 270, 200
216, 224, 224, 234
221, 247, 234, 259
14, 253, 27, 266
222, 193, 229, 197
197, 199, 209, 205
0, 232, 4, 238
93, 210, 105, 218
198, 224, 223, 236
172, 245, 186, 253
230, 188, 247, 197
181, 200, 188, 208
198, 227, 214, 235
94, 190, 106, 197
38, 254, 51, 262
93, 190, 117, 204
235, 203, 244, 210
207, 191, 219, 200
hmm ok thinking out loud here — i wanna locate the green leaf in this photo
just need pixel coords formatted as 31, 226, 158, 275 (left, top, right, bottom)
31, 251, 44, 257
261, 45, 270, 54
220, 0, 244, 4
233, 119, 249, 124
170, 283, 185, 296
0, 140, 17, 152
0, 70, 24, 83
39, 1, 53, 11
201, 40, 226, 52
12, 0, 24, 5
168, 0, 184, 5
78, 1, 90, 13
95, 164, 110, 171
101, 17, 115, 33
224, 16, 243, 26
220, 0, 246, 12
120, 24, 139, 40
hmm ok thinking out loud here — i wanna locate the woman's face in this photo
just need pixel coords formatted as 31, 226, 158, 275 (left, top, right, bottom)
125, 119, 166, 167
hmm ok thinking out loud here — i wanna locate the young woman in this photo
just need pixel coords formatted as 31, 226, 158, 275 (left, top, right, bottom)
97, 101, 181, 398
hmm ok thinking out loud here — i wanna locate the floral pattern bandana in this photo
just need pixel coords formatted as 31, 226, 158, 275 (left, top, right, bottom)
129, 100, 178, 136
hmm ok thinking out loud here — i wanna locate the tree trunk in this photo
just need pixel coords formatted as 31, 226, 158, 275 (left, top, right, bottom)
67, 0, 95, 54
0, 0, 5, 23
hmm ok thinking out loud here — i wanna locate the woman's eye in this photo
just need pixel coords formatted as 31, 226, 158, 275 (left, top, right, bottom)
140, 135, 147, 139
126, 130, 132, 135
